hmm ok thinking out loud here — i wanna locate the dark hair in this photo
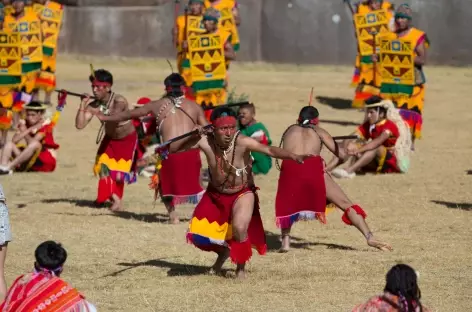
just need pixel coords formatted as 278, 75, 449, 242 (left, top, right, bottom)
210, 106, 237, 122
298, 106, 319, 126
239, 103, 255, 114
365, 95, 384, 105
384, 264, 423, 312
25, 101, 45, 111
35, 241, 67, 272
89, 69, 113, 85
164, 73, 185, 97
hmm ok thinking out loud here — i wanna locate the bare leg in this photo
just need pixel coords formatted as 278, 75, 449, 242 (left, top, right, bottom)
162, 197, 179, 224
279, 228, 291, 253
232, 192, 256, 279
1, 142, 22, 166
209, 247, 229, 275
44, 91, 52, 104
5, 140, 41, 170
0, 243, 7, 301
109, 194, 122, 211
344, 149, 377, 174
324, 172, 392, 251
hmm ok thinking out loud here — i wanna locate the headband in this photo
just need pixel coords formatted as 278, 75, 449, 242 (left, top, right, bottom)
213, 115, 237, 128
298, 117, 319, 126
92, 80, 111, 87
395, 12, 412, 20
189, 0, 204, 4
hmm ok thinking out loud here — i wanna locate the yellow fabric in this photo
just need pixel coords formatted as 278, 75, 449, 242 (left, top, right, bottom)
38, 1, 63, 55
204, 0, 239, 66
376, 145, 388, 173
188, 29, 229, 85
0, 88, 13, 109
3, 11, 43, 65
386, 84, 425, 116
0, 31, 22, 88
176, 14, 205, 85
93, 153, 133, 176
188, 217, 233, 242
351, 2, 393, 88
32, 3, 45, 16
3, 5, 14, 16
14, 143, 41, 172
195, 88, 227, 107
20, 70, 39, 94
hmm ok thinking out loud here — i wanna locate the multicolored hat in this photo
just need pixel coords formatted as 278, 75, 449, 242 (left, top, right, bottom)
395, 3, 413, 20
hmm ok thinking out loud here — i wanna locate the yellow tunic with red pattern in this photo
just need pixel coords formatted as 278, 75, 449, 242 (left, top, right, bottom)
356, 118, 400, 173
380, 28, 430, 140
351, 1, 394, 108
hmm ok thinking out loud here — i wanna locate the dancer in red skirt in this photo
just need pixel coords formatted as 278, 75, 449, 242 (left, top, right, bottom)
165, 107, 312, 278
275, 106, 392, 252
98, 73, 207, 223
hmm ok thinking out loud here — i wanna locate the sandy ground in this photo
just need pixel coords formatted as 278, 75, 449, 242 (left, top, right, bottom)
1, 55, 471, 311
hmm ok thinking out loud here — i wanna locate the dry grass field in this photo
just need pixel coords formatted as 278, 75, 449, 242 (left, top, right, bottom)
1, 55, 472, 311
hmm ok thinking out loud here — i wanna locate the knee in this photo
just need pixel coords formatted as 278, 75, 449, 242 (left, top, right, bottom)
3, 142, 14, 150
28, 140, 41, 150
232, 223, 248, 239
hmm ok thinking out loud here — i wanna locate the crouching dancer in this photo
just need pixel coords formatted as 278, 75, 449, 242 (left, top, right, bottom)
275, 106, 392, 252
162, 107, 311, 278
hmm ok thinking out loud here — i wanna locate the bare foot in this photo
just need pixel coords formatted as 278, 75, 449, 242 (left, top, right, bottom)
109, 195, 122, 212
235, 269, 246, 279
367, 236, 393, 251
210, 248, 229, 275
279, 235, 290, 253
168, 210, 180, 224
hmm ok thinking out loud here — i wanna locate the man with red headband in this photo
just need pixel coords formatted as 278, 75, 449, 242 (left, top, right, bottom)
275, 106, 392, 252
163, 106, 312, 279
97, 73, 207, 224
75, 69, 138, 212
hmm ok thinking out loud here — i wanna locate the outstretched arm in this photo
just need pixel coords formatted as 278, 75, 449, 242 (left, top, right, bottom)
100, 101, 154, 122
240, 136, 300, 161
315, 126, 347, 159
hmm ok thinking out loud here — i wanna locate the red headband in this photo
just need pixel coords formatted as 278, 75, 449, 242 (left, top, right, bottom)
213, 116, 237, 128
92, 80, 111, 87
297, 117, 319, 125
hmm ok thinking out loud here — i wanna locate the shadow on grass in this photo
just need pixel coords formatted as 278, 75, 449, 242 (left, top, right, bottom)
430, 200, 472, 211
41, 198, 105, 208
104, 258, 231, 278
264, 231, 356, 252
316, 96, 354, 110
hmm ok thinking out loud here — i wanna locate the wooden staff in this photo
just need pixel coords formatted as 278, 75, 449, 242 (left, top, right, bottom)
203, 101, 249, 111
173, 0, 181, 47
54, 89, 96, 100
333, 135, 358, 140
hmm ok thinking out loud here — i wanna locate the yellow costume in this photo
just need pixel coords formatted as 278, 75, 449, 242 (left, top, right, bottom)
35, 1, 63, 93
3, 5, 14, 17
0, 32, 21, 130
379, 28, 429, 139
351, 1, 394, 108
204, 0, 240, 52
188, 29, 230, 107
3, 10, 42, 101
176, 13, 205, 87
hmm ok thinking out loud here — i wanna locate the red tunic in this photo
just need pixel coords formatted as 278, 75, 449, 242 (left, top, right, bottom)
356, 119, 400, 173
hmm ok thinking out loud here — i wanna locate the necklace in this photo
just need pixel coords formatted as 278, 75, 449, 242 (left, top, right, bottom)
215, 131, 248, 177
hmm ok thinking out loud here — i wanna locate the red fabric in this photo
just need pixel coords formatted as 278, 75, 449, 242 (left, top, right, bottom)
159, 149, 204, 198
357, 119, 399, 148
342, 205, 367, 226
213, 116, 237, 128
39, 124, 59, 149
96, 132, 138, 167
0, 272, 88, 312
96, 177, 125, 204
31, 150, 56, 172
191, 185, 267, 255
275, 156, 326, 228
229, 238, 252, 265
204, 109, 212, 121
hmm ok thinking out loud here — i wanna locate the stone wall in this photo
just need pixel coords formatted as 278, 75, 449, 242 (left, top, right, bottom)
56, 0, 472, 65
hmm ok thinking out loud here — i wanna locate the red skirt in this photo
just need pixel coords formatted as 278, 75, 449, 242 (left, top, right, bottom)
93, 131, 138, 184
186, 185, 267, 262
159, 149, 204, 205
275, 156, 326, 228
